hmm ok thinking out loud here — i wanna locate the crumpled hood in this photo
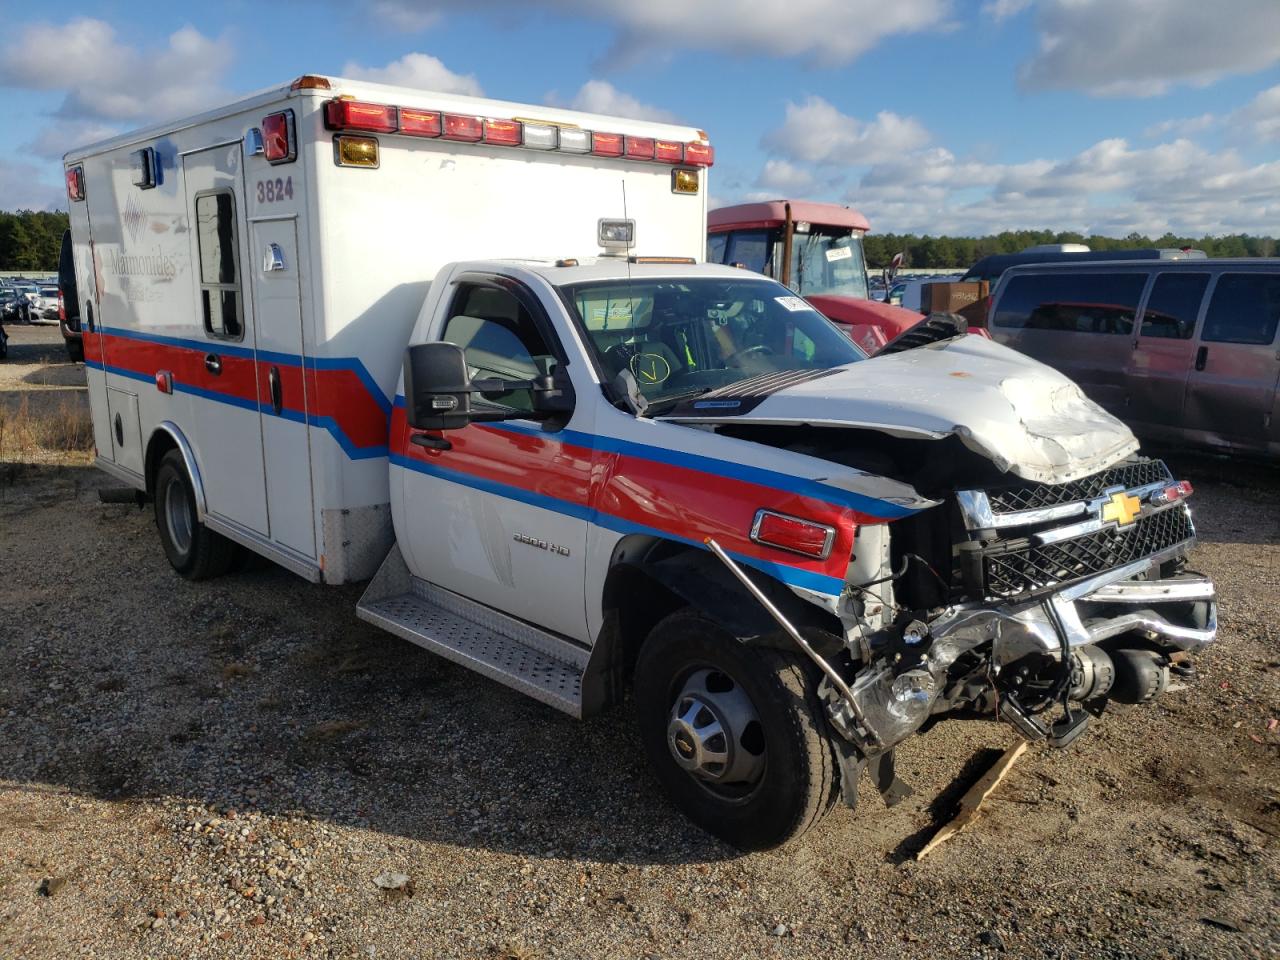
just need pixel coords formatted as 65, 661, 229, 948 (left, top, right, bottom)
659, 335, 1139, 485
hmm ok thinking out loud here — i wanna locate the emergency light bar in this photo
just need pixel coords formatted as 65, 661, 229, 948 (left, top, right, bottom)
321, 97, 713, 166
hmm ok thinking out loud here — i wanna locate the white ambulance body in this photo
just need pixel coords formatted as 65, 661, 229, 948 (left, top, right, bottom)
65, 75, 710, 583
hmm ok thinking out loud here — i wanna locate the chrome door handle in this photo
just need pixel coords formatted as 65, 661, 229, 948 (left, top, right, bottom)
204, 353, 222, 375
1194, 346, 1208, 372
268, 366, 283, 415
263, 242, 286, 273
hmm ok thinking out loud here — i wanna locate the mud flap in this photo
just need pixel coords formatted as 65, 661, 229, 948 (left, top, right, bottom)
832, 739, 914, 810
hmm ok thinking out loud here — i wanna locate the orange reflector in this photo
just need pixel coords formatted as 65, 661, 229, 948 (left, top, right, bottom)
334, 136, 379, 168
628, 256, 696, 264
291, 75, 332, 90
750, 510, 837, 559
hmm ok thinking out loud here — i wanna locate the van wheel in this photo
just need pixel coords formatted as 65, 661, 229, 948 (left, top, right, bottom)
154, 449, 235, 580
65, 337, 84, 362
633, 608, 838, 850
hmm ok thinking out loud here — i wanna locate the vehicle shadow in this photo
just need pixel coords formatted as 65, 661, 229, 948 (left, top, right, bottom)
0, 461, 741, 866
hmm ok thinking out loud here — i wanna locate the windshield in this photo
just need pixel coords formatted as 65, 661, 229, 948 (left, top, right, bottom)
787, 231, 868, 300
562, 276, 865, 409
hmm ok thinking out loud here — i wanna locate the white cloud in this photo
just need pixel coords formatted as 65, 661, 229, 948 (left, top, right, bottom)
762, 96, 931, 166
1017, 0, 1280, 97
561, 80, 677, 122
1143, 114, 1216, 139
0, 160, 66, 212
370, 0, 442, 30
1228, 83, 1280, 143
25, 120, 121, 160
0, 19, 233, 122
342, 52, 483, 96
369, 1, 951, 65
754, 159, 817, 194
980, 0, 1033, 22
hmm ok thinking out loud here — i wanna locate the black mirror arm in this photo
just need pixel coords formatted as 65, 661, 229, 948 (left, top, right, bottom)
410, 433, 453, 451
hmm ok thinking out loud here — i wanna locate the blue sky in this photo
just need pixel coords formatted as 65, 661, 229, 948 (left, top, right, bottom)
3, 0, 1279, 237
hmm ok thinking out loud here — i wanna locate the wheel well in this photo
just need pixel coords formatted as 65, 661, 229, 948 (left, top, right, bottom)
144, 430, 178, 498
600, 556, 686, 688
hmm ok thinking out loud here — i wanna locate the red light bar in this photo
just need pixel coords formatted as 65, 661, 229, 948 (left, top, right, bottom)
325, 99, 397, 133
624, 136, 655, 160
483, 119, 523, 146
262, 111, 295, 164
65, 166, 85, 201
442, 114, 483, 142
591, 132, 624, 157
684, 142, 715, 167
399, 107, 441, 138
655, 140, 683, 163
750, 510, 837, 559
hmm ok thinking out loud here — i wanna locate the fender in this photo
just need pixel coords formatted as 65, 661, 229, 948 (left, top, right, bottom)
148, 421, 207, 522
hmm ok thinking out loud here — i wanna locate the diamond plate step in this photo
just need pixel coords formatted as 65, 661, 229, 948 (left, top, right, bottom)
357, 545, 587, 717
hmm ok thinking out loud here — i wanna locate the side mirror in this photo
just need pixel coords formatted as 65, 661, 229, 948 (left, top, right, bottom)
403, 341, 474, 431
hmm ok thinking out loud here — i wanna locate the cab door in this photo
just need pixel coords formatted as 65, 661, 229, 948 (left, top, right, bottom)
395, 275, 590, 643
1184, 270, 1280, 451
1124, 271, 1210, 432
182, 145, 269, 536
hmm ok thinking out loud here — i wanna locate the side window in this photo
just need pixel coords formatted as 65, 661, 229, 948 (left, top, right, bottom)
1140, 272, 1209, 340
1202, 273, 1280, 345
724, 230, 771, 275
994, 272, 1147, 334
441, 283, 554, 413
706, 233, 728, 264
195, 192, 243, 340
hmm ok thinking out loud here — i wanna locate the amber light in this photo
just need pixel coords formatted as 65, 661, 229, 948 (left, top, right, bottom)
334, 136, 380, 168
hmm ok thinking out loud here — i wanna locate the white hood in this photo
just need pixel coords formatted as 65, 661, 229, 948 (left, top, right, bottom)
659, 335, 1139, 485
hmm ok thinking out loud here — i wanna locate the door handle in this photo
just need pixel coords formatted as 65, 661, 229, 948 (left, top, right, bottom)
204, 353, 222, 375
85, 302, 95, 333
268, 366, 283, 415
1194, 345, 1208, 372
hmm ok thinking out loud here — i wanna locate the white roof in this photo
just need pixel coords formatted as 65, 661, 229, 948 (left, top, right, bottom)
489, 258, 764, 286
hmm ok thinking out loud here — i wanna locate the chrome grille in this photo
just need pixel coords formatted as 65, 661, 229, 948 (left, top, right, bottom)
986, 459, 1172, 515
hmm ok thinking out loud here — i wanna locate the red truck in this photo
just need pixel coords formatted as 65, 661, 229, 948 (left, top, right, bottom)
708, 200, 924, 353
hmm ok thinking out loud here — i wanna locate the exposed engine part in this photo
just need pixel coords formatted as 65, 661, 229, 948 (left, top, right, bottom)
1109, 648, 1170, 704
1067, 646, 1115, 702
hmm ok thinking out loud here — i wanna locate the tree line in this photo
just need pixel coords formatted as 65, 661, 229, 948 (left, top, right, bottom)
0, 211, 70, 272
862, 229, 1278, 271
1, 208, 1277, 272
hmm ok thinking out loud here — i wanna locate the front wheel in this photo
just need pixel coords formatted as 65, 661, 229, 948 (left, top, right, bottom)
153, 449, 235, 580
633, 608, 838, 850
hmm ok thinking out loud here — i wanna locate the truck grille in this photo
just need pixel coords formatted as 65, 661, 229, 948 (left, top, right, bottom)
980, 505, 1194, 600
986, 459, 1171, 515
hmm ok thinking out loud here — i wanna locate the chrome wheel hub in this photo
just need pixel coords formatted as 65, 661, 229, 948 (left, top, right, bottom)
164, 476, 193, 554
666, 668, 765, 787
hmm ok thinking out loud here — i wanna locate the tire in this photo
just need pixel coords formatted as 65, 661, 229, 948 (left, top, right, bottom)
633, 608, 838, 850
65, 337, 84, 363
153, 449, 235, 580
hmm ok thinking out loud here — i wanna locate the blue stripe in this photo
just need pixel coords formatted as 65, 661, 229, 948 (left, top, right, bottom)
388, 452, 845, 596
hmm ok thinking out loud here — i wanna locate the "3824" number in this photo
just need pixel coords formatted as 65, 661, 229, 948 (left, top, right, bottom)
256, 177, 293, 204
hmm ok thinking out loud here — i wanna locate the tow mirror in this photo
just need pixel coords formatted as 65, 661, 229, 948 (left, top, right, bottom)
403, 342, 474, 432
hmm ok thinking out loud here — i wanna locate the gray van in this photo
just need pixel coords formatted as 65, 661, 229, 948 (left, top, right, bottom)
989, 259, 1280, 458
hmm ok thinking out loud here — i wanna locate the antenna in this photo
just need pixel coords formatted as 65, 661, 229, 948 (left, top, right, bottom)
620, 178, 636, 335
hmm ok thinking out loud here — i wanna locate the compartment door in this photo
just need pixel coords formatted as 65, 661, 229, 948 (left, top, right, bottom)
250, 218, 316, 559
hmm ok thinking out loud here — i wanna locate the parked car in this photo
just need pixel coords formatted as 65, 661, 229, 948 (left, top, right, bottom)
36, 285, 60, 321
988, 258, 1280, 459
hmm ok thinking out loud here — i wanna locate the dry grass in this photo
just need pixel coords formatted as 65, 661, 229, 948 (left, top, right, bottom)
0, 395, 93, 461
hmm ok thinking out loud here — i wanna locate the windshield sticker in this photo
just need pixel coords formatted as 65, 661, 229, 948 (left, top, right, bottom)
825, 246, 853, 262
774, 296, 811, 312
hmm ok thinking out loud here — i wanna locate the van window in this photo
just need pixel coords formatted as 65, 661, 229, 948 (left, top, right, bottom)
994, 272, 1148, 334
707, 233, 728, 264
1140, 272, 1209, 340
1202, 273, 1280, 345
195, 192, 242, 340
442, 283, 553, 413
724, 231, 771, 274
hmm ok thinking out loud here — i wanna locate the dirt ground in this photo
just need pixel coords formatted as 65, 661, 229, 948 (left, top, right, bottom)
1, 323, 1277, 960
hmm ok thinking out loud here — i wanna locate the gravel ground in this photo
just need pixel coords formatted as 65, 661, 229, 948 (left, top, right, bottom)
1, 323, 1278, 959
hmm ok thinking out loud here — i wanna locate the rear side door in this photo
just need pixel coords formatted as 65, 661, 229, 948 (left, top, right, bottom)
1125, 270, 1210, 432
65, 168, 113, 458
1184, 270, 1280, 451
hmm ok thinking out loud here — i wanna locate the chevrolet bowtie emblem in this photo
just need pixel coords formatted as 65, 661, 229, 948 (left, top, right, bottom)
1100, 490, 1141, 527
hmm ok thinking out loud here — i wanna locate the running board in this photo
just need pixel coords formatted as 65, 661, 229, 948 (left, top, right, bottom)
357, 544, 589, 717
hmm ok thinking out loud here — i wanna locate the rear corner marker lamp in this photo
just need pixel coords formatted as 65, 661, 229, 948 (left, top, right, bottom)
672, 168, 699, 195
334, 136, 379, 168
750, 509, 837, 560
319, 96, 712, 164
129, 147, 156, 189
66, 166, 85, 202
262, 110, 297, 164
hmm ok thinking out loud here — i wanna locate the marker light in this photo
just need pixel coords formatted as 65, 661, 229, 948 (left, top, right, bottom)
683, 142, 715, 167
483, 119, 522, 146
558, 128, 590, 153
522, 123, 558, 150
333, 136, 380, 168
591, 132, 624, 157
399, 108, 442, 138
262, 111, 296, 164
672, 168, 699, 194
655, 140, 683, 163
325, 99, 397, 133
750, 509, 837, 559
66, 166, 85, 202
442, 114, 483, 141
625, 136, 655, 160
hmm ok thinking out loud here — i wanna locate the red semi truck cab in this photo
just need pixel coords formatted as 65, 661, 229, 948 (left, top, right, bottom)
708, 200, 923, 353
